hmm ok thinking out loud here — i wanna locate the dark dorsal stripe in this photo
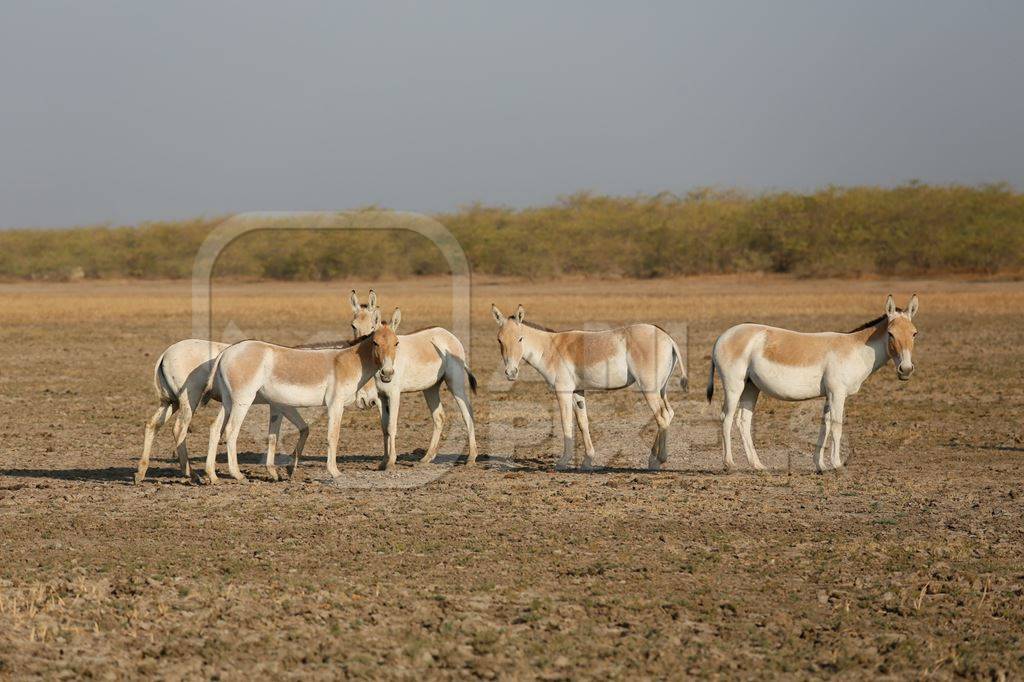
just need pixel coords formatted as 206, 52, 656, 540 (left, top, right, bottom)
295, 339, 352, 349
519, 319, 558, 333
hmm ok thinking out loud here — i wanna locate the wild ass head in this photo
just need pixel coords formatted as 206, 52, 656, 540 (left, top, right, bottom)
884, 294, 919, 381
491, 303, 526, 381
349, 289, 380, 340
371, 308, 401, 383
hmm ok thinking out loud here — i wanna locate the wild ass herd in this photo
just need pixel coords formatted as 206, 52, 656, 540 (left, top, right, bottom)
135, 290, 919, 484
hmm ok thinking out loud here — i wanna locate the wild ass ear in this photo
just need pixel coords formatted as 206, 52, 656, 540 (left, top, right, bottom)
368, 289, 378, 309
491, 304, 504, 327
390, 308, 402, 332
371, 308, 381, 329
907, 294, 919, 319
349, 290, 360, 314
515, 304, 525, 324
884, 294, 897, 317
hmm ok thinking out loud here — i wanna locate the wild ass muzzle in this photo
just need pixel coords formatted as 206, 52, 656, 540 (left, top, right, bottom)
135, 289, 380, 484
371, 307, 479, 471
707, 294, 919, 473
491, 304, 687, 471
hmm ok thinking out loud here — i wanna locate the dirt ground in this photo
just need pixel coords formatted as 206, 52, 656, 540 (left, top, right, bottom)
0, 276, 1021, 679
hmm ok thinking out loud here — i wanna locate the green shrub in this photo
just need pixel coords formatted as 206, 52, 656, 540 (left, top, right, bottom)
1, 183, 1021, 280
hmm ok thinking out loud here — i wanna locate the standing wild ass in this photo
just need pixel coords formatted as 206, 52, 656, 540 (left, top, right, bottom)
707, 294, 919, 473
371, 308, 479, 471
135, 289, 380, 484
491, 305, 687, 471
200, 320, 394, 484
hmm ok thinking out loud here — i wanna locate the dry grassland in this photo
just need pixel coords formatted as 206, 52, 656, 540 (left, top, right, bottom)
0, 276, 1021, 678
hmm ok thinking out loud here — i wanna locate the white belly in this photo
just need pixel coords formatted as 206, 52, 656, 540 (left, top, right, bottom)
259, 380, 328, 407
396, 361, 445, 393
748, 357, 824, 401
577, 358, 631, 389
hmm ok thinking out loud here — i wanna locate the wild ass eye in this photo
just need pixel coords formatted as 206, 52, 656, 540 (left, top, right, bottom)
518, 337, 523, 343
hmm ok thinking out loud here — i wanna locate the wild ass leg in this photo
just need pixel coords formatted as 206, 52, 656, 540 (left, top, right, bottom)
265, 408, 283, 481
223, 399, 253, 482
325, 400, 345, 478
170, 417, 197, 482
554, 391, 576, 471
737, 381, 766, 471
446, 370, 478, 465
171, 390, 200, 481
813, 402, 832, 473
420, 383, 445, 464
827, 390, 848, 470
720, 378, 744, 472
657, 383, 675, 467
136, 402, 175, 484
377, 394, 391, 469
643, 390, 673, 471
378, 391, 401, 471
572, 390, 596, 471
279, 406, 308, 479
205, 405, 227, 485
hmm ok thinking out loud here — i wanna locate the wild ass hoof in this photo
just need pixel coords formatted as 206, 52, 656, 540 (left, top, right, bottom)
133, 472, 146, 486
378, 461, 395, 472
554, 461, 573, 472
265, 467, 280, 482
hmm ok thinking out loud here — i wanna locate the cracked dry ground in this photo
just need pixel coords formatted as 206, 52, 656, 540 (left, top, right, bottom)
0, 277, 1021, 679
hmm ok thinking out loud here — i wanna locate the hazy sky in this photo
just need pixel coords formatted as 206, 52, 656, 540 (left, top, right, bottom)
1, 1, 1022, 228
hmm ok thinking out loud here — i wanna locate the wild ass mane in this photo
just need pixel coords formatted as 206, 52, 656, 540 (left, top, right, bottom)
520, 320, 559, 333
296, 339, 352, 349
847, 309, 903, 334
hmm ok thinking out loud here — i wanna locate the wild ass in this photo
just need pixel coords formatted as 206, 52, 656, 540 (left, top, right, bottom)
707, 294, 919, 473
371, 308, 479, 471
200, 321, 393, 484
491, 305, 687, 471
135, 289, 380, 484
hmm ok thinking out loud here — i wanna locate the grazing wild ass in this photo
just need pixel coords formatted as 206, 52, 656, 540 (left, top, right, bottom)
372, 308, 479, 471
707, 294, 919, 473
199, 319, 393, 484
135, 289, 380, 484
491, 304, 686, 471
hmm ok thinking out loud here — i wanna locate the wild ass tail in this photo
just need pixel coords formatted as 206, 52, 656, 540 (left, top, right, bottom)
450, 338, 477, 394
670, 337, 688, 392
152, 351, 178, 408
199, 351, 224, 407
706, 356, 716, 403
